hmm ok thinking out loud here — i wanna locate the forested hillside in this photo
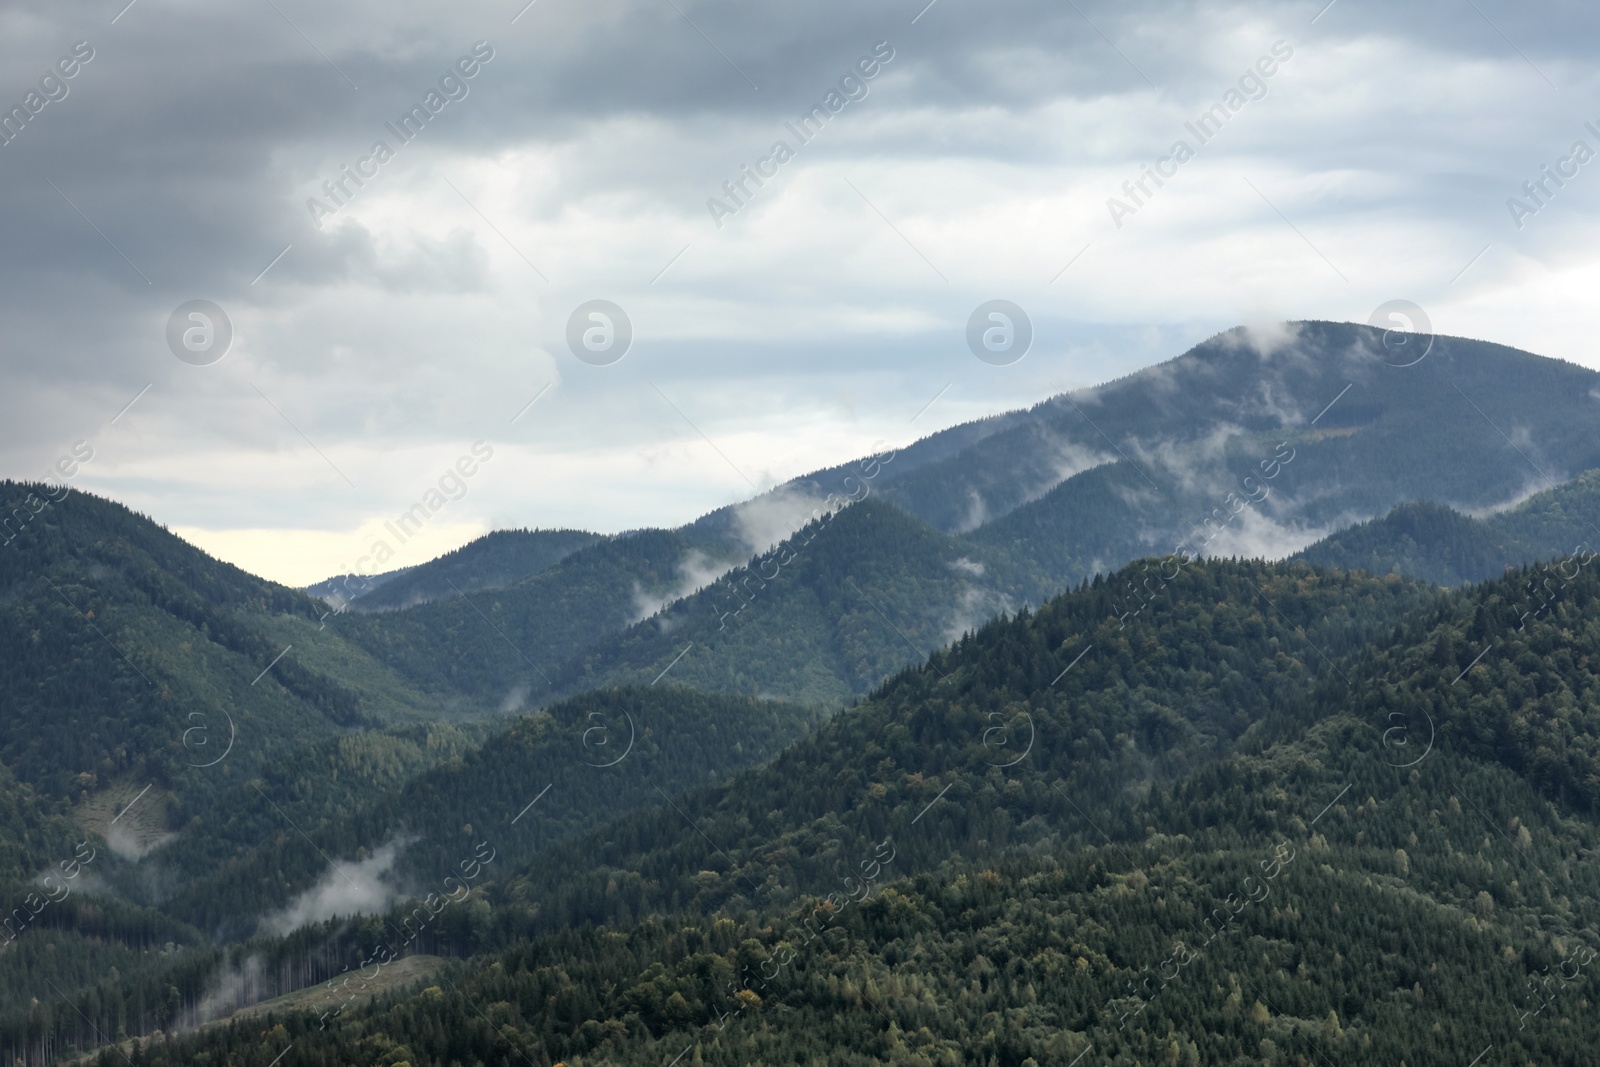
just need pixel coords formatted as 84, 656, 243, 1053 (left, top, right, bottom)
491, 559, 1436, 933
62, 552, 1600, 1067
0, 482, 472, 810
324, 528, 602, 613
11, 321, 1600, 1067
549, 499, 1024, 706
1298, 468, 1600, 586
325, 528, 741, 705
310, 322, 1600, 718
157, 686, 828, 939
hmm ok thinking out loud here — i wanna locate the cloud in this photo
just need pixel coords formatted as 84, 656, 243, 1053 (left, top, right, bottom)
955, 488, 989, 533
500, 682, 531, 713
940, 580, 1012, 647
1223, 321, 1307, 361
730, 485, 833, 555
262, 838, 410, 936
8, 0, 1600, 583
193, 953, 265, 1026
1193, 504, 1345, 562
1460, 476, 1550, 519
631, 547, 732, 623
1024, 431, 1115, 504
104, 824, 174, 862
1132, 421, 1248, 495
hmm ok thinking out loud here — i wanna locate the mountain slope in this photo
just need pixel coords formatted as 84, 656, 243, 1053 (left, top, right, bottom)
1293, 500, 1512, 585
1296, 468, 1600, 585
156, 685, 828, 939
881, 321, 1600, 537
0, 483, 464, 809
0, 483, 524, 1050
330, 321, 1600, 715
550, 499, 1027, 706
496, 558, 1436, 933
325, 528, 740, 707
320, 528, 601, 613
79, 553, 1600, 1067
117, 731, 1600, 1067
304, 566, 406, 605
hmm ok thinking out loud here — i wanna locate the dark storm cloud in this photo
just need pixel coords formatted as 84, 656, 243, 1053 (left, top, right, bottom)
3, 0, 1594, 310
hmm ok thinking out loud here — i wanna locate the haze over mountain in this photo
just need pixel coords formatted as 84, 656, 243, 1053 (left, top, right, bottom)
10, 0, 1600, 1061
5, 321, 1600, 1067
305, 322, 1600, 708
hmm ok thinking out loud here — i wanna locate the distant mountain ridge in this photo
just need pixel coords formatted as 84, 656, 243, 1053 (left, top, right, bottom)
1296, 469, 1600, 585
12, 320, 1600, 1066
304, 567, 407, 604
307, 321, 1600, 710
316, 527, 602, 612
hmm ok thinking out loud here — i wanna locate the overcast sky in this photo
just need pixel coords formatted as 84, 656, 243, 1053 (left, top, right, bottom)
3, 0, 1598, 585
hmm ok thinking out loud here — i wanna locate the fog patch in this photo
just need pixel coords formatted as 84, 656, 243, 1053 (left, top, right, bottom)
631, 548, 732, 622
1195, 507, 1344, 562
263, 838, 411, 936
1225, 321, 1305, 361
500, 683, 530, 714
194, 953, 265, 1025
940, 583, 1011, 647
1461, 476, 1550, 519
1132, 422, 1244, 495
1108, 475, 1166, 512
731, 486, 833, 555
1113, 361, 1183, 403
1022, 430, 1115, 504
955, 489, 989, 533
1251, 378, 1308, 431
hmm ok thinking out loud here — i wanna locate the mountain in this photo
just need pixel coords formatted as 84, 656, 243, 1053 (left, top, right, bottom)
550, 498, 1025, 707
156, 685, 827, 940
697, 321, 1600, 553
1295, 500, 1513, 585
0, 483, 816, 946
488, 558, 1438, 934
16, 319, 1600, 1067
0, 481, 511, 1057
317, 321, 1600, 714
67, 552, 1600, 1067
1297, 468, 1600, 585
25, 553, 1426, 1062
325, 528, 742, 707
957, 323, 1600, 585
314, 528, 602, 613
0, 482, 466, 806
303, 567, 407, 605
